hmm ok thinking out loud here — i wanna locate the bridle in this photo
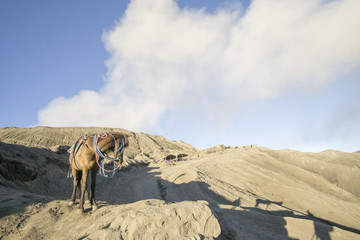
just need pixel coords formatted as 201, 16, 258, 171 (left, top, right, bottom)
93, 133, 125, 178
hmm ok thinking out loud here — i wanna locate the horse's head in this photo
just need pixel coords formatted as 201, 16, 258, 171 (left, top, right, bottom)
94, 132, 129, 165
112, 133, 129, 165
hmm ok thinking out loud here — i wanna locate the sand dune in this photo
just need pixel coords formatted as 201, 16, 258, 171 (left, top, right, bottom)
0, 127, 359, 239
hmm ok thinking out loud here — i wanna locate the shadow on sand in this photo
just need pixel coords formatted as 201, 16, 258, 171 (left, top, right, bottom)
0, 142, 72, 218
111, 165, 359, 240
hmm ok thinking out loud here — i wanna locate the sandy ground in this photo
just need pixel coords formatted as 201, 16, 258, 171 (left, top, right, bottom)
0, 127, 359, 239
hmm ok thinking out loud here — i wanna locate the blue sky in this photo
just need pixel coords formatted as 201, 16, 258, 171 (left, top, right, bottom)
1, 0, 359, 152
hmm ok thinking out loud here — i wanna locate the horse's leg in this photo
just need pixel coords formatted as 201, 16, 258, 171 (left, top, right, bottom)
90, 168, 98, 210
69, 169, 80, 206
79, 169, 89, 213
76, 171, 82, 199
85, 178, 90, 203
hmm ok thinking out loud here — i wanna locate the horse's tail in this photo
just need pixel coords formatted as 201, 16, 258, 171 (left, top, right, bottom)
67, 152, 75, 178
67, 140, 77, 178
67, 165, 73, 178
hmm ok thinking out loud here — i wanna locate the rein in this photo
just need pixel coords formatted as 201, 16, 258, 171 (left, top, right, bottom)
93, 133, 125, 178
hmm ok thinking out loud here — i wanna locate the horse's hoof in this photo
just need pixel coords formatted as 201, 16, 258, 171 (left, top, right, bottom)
68, 201, 74, 206
92, 204, 98, 211
77, 208, 85, 215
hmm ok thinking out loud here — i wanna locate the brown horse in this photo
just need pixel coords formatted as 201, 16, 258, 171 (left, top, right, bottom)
68, 132, 129, 213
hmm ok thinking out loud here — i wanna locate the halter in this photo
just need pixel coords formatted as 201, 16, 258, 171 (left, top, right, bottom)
93, 133, 125, 178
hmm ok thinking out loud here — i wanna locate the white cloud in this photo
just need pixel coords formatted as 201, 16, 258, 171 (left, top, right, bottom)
38, 0, 360, 143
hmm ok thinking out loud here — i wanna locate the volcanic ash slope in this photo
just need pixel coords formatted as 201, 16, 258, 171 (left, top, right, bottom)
0, 127, 359, 239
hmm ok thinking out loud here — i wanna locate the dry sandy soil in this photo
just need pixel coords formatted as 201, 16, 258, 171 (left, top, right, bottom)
0, 127, 359, 239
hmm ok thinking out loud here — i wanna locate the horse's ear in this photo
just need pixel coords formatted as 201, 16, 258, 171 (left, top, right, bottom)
123, 134, 130, 146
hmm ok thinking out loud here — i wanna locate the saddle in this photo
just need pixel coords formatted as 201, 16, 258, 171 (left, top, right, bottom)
67, 134, 90, 178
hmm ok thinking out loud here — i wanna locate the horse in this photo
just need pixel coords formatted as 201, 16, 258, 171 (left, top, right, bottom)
68, 132, 129, 213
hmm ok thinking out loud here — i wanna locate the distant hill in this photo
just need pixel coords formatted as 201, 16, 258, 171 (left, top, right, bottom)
0, 126, 197, 159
